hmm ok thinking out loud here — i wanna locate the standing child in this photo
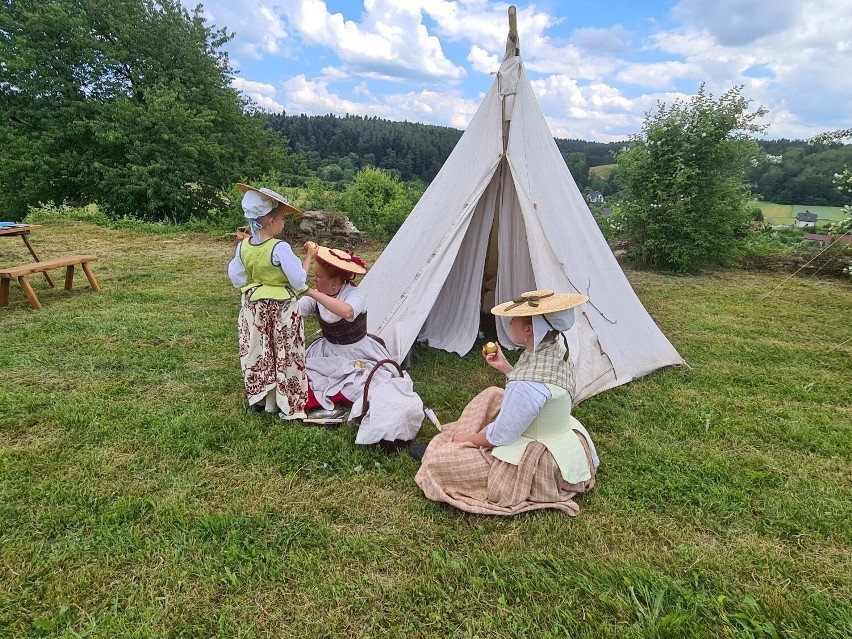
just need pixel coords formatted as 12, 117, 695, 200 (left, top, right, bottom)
227, 183, 311, 419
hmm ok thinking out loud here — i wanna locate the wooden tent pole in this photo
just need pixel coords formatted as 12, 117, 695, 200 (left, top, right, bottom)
507, 6, 519, 56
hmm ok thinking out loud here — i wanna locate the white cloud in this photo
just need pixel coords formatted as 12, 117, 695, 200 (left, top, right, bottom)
282, 75, 392, 117
231, 77, 285, 111
353, 81, 373, 98
468, 45, 499, 74
673, 0, 803, 46
530, 76, 640, 140
182, 0, 289, 61
616, 60, 703, 89
280, 73, 479, 129
384, 89, 480, 128
319, 66, 350, 81
282, 0, 466, 81
571, 25, 633, 54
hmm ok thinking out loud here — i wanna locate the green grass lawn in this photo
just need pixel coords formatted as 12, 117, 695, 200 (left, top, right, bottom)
1, 222, 850, 638
589, 164, 617, 180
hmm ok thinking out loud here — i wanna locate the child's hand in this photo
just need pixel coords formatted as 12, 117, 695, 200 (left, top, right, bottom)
304, 241, 319, 258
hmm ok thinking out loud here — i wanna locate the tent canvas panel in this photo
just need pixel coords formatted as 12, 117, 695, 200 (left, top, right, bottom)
360, 44, 685, 403
362, 80, 505, 357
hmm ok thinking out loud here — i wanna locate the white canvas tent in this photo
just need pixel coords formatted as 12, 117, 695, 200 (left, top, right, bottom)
359, 16, 685, 403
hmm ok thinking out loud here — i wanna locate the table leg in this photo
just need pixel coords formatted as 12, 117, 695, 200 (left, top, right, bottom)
21, 231, 55, 288
0, 278, 9, 307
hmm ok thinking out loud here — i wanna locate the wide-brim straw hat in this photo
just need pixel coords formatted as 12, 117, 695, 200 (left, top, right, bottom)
316, 246, 367, 275
492, 289, 588, 316
235, 183, 303, 216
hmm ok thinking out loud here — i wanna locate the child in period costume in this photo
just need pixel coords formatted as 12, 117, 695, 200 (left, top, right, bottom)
227, 183, 311, 419
299, 244, 423, 449
414, 290, 600, 516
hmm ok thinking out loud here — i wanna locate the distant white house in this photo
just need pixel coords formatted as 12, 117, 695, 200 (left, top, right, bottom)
794, 211, 818, 227
587, 190, 605, 203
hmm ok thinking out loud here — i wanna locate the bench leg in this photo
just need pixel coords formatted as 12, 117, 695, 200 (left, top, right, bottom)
0, 278, 8, 307
65, 265, 75, 290
81, 262, 101, 292
18, 275, 42, 310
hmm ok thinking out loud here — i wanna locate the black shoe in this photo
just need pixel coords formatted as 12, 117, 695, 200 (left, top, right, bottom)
408, 442, 428, 461
376, 439, 410, 455
250, 402, 265, 413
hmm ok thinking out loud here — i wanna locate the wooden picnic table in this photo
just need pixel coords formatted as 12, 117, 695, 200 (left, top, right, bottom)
0, 224, 56, 287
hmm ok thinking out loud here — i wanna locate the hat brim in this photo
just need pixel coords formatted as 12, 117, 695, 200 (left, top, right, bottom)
491, 291, 588, 316
315, 246, 366, 275
236, 183, 303, 216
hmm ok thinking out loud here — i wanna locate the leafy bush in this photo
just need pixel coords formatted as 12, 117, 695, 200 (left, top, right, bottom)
25, 201, 238, 235
339, 167, 421, 240
732, 229, 852, 277
593, 212, 626, 244
732, 231, 795, 270
26, 202, 111, 227
616, 85, 767, 273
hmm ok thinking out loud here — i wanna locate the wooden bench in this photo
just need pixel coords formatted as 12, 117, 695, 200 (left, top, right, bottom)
1, 255, 100, 310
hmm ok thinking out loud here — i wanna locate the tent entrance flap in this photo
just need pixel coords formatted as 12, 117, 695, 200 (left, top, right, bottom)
480, 202, 499, 318
416, 175, 501, 355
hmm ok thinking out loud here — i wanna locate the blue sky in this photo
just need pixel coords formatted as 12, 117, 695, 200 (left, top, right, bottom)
185, 0, 852, 141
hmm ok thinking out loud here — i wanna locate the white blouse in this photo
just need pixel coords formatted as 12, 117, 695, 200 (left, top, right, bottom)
299, 282, 366, 323
485, 381, 550, 446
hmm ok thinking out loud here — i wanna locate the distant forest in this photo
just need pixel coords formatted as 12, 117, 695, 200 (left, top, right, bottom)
267, 113, 624, 191
268, 113, 851, 206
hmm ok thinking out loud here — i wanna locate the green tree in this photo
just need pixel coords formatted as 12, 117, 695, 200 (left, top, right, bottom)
562, 151, 589, 190
339, 167, 418, 240
616, 85, 767, 272
0, 0, 284, 221
810, 129, 852, 235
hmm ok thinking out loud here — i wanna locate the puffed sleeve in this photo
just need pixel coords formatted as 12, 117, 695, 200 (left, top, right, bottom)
271, 241, 307, 290
298, 295, 318, 316
485, 381, 550, 446
341, 286, 366, 321
227, 243, 247, 289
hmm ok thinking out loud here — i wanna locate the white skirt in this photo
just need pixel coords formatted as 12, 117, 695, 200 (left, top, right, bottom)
305, 336, 423, 444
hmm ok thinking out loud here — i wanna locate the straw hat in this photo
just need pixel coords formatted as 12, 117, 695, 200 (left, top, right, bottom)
316, 246, 367, 276
235, 183, 302, 216
492, 289, 588, 316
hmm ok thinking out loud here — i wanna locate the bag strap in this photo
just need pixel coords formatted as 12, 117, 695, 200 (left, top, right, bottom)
362, 358, 403, 414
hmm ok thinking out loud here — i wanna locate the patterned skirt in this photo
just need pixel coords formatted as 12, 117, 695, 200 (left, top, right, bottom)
414, 387, 596, 517
238, 296, 307, 416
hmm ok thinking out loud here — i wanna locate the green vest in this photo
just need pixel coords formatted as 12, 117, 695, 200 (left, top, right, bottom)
239, 238, 307, 302
491, 384, 592, 484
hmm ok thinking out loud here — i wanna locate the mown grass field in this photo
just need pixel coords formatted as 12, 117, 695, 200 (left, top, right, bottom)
1, 222, 850, 638
754, 202, 847, 227
589, 164, 617, 180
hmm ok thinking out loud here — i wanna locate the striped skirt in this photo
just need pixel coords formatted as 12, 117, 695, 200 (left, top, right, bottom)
415, 387, 596, 516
